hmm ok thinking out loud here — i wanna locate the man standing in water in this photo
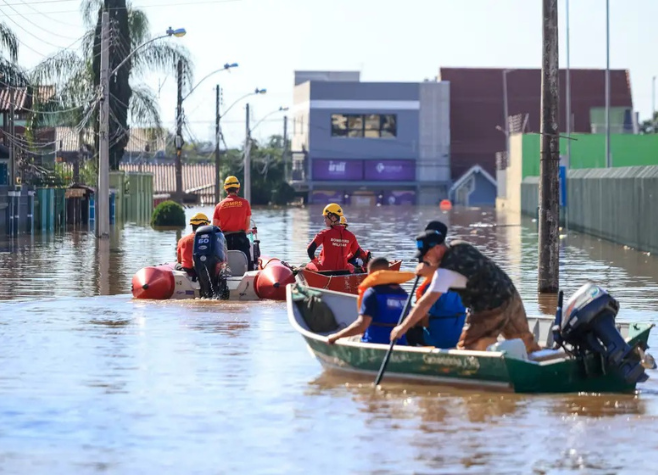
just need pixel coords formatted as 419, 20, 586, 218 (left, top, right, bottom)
390, 221, 541, 353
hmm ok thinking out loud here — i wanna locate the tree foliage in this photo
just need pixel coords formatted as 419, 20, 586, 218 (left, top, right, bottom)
30, 0, 194, 170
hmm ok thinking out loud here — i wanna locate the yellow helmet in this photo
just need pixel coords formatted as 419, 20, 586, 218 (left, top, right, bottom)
339, 215, 348, 227
224, 175, 240, 191
190, 212, 210, 226
322, 203, 343, 218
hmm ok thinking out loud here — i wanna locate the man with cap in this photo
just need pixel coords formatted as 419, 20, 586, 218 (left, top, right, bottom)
390, 220, 541, 354
213, 175, 254, 270
176, 212, 211, 277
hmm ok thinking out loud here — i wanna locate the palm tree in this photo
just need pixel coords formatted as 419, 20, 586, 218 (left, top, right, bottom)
31, 0, 193, 170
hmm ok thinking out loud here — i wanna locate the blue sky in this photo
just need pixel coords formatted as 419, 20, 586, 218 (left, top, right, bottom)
4, 0, 655, 148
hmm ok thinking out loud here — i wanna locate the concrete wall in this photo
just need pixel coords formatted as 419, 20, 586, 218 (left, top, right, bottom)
520, 166, 658, 254
496, 133, 524, 211
418, 81, 451, 184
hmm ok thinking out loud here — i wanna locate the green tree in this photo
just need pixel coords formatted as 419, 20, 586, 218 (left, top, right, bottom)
31, 0, 193, 170
218, 135, 296, 206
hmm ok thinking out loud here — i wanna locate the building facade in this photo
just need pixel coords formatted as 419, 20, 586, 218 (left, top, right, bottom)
290, 72, 451, 206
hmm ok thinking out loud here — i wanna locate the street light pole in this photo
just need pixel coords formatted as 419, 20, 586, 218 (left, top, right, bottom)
605, 0, 611, 167
566, 0, 571, 168
244, 103, 251, 203
214, 84, 221, 203
502, 70, 511, 163
97, 11, 110, 238
97, 20, 186, 237
175, 59, 184, 201
651, 76, 656, 129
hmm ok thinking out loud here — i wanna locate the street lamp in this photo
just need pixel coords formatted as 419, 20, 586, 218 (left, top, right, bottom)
212, 88, 267, 203
174, 62, 239, 202
97, 12, 185, 238
182, 63, 239, 101
251, 106, 289, 132
243, 104, 287, 203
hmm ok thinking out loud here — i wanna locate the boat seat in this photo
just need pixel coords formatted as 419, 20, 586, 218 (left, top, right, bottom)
227, 250, 249, 277
528, 348, 566, 362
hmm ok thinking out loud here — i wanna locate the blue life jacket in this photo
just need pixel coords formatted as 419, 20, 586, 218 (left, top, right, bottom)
362, 287, 408, 345
423, 288, 466, 349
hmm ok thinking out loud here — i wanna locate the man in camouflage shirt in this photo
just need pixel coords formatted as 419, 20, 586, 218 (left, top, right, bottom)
390, 220, 541, 353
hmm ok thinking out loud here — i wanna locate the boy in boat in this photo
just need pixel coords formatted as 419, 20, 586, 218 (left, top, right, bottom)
176, 213, 211, 277
213, 175, 254, 270
327, 257, 409, 345
306, 203, 369, 273
390, 220, 541, 353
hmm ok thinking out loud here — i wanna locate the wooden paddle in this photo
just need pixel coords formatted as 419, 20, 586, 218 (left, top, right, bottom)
374, 275, 421, 386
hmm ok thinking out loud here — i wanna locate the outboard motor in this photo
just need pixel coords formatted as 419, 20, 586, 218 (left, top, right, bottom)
193, 225, 230, 300
250, 226, 261, 267
558, 282, 648, 385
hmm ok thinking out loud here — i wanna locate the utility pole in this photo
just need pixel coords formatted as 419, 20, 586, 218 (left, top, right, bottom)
538, 0, 560, 293
605, 0, 611, 167
8, 84, 14, 189
283, 115, 289, 181
214, 84, 221, 203
175, 59, 184, 201
244, 103, 251, 202
651, 76, 656, 129
502, 71, 510, 163
97, 10, 110, 239
565, 0, 571, 168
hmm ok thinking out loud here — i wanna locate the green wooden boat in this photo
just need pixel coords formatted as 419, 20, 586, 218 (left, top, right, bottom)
286, 283, 655, 394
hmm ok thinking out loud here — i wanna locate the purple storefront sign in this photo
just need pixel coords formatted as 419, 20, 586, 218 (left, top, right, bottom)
312, 159, 363, 181
364, 160, 415, 181
383, 190, 416, 205
311, 190, 344, 205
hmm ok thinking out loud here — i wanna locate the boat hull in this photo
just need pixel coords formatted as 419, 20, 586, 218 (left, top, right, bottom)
295, 259, 402, 295
286, 284, 654, 394
131, 256, 294, 301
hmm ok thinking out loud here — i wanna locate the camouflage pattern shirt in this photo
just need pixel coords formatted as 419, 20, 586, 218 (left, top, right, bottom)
438, 240, 516, 312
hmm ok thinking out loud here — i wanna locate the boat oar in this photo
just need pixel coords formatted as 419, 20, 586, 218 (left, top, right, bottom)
374, 275, 421, 387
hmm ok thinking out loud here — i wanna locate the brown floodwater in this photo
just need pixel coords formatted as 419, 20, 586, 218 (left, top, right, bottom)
1, 205, 657, 474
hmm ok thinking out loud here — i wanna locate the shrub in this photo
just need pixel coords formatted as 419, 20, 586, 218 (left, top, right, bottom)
151, 200, 185, 227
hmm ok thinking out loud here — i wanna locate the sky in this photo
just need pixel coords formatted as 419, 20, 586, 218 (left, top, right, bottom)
3, 0, 656, 149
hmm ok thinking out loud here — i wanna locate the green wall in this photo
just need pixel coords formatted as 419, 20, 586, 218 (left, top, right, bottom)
521, 133, 658, 178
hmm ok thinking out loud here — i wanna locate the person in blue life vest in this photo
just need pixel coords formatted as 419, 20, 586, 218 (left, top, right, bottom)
405, 283, 467, 348
327, 257, 410, 346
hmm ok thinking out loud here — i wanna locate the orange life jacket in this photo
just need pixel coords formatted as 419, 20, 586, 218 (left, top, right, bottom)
356, 270, 415, 310
415, 277, 433, 302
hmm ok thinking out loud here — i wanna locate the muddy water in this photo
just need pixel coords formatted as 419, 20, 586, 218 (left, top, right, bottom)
1, 205, 657, 474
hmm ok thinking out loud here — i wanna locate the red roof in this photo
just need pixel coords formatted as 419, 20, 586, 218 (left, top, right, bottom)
438, 67, 633, 180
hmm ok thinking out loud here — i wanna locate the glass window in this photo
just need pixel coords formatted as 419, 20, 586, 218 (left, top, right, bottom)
364, 114, 380, 138
381, 114, 397, 138
330, 113, 397, 138
347, 115, 363, 137
331, 114, 347, 137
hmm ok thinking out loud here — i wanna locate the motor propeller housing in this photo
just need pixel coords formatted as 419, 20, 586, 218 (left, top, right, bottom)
557, 283, 650, 385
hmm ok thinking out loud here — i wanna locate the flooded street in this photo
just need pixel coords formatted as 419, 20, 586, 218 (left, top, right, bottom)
2, 205, 658, 474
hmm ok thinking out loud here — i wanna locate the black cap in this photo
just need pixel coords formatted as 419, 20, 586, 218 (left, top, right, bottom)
414, 228, 446, 259
425, 220, 448, 236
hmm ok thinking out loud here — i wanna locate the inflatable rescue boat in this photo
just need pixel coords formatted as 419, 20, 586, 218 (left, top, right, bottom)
131, 225, 295, 302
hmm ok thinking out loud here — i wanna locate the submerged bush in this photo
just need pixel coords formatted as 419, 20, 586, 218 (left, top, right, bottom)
151, 200, 185, 227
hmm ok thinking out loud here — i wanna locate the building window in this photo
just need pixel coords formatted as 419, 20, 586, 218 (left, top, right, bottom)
331, 114, 347, 137
330, 114, 397, 138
